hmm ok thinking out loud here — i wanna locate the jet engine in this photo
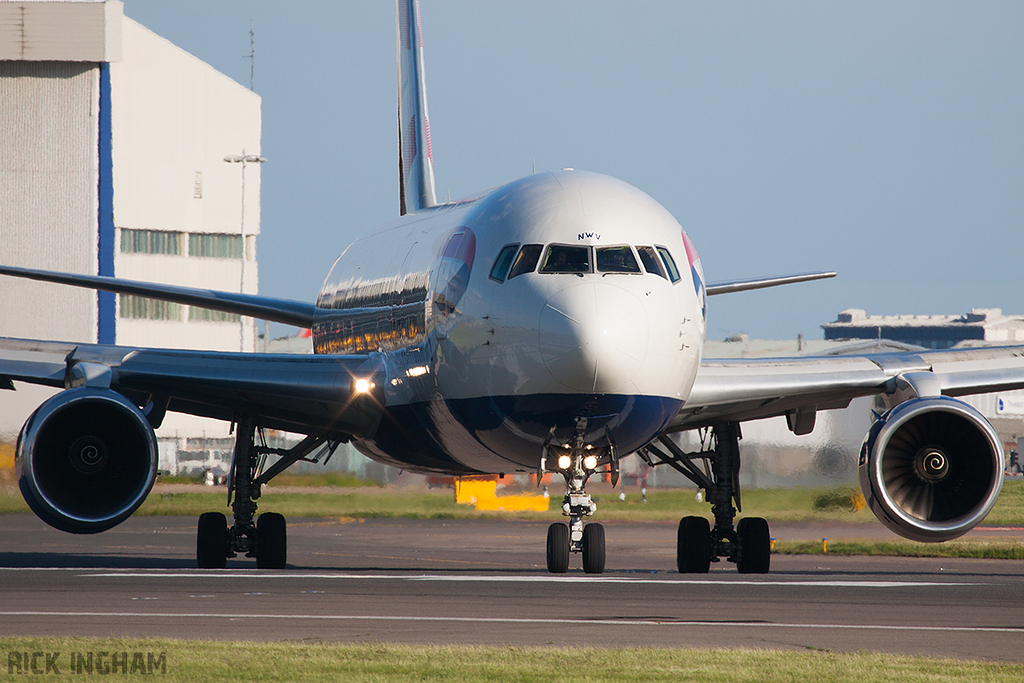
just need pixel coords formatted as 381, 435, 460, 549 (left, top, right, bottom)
859, 396, 1003, 543
16, 387, 159, 534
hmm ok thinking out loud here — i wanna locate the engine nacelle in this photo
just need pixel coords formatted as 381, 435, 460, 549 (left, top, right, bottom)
16, 387, 158, 534
859, 396, 1003, 543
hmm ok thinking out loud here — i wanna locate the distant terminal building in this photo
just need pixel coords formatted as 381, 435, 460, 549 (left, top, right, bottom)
822, 308, 1024, 350
0, 0, 262, 475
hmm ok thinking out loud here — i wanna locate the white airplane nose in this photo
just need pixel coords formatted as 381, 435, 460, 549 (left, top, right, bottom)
538, 282, 649, 392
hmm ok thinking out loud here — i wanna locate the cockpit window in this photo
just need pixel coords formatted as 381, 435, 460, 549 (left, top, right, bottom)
596, 245, 641, 274
656, 246, 682, 283
494, 242, 682, 281
539, 245, 591, 274
636, 246, 666, 278
507, 244, 543, 279
489, 243, 520, 282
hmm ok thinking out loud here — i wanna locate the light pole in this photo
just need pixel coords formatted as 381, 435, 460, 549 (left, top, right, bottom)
224, 151, 266, 351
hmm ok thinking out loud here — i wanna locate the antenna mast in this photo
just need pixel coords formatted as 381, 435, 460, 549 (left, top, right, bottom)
248, 21, 255, 91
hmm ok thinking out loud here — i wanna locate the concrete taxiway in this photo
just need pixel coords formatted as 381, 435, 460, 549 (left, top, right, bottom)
0, 515, 1022, 661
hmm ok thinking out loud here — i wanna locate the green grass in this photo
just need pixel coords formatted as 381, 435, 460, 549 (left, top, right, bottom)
0, 638, 1021, 682
266, 472, 382, 488
595, 486, 873, 522
1, 480, 1022, 524
0, 483, 896, 521
986, 476, 1024, 526
157, 472, 382, 488
775, 539, 1024, 560
137, 490, 471, 519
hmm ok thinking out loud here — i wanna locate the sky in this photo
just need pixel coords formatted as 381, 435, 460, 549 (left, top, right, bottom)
123, 1, 1024, 342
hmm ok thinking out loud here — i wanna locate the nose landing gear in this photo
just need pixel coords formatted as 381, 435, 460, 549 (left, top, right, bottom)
544, 418, 609, 574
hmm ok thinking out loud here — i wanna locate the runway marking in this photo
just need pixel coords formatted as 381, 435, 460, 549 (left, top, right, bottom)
78, 572, 977, 587
360, 554, 482, 565
1, 611, 1020, 634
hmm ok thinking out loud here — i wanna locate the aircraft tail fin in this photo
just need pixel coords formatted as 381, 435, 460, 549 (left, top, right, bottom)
396, 0, 438, 215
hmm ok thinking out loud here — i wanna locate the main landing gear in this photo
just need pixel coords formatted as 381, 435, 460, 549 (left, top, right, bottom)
544, 418, 608, 574
641, 422, 771, 574
195, 416, 340, 569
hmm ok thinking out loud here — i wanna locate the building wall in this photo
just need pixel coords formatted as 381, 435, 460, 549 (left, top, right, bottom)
111, 18, 262, 353
0, 60, 100, 344
823, 308, 1024, 349
109, 18, 263, 456
0, 4, 263, 470
0, 0, 122, 62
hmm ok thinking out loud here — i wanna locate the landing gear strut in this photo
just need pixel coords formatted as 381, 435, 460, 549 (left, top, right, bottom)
641, 422, 771, 574
196, 417, 340, 569
544, 418, 607, 574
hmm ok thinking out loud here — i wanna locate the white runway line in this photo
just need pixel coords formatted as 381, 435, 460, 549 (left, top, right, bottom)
77, 572, 979, 588
1, 611, 1021, 634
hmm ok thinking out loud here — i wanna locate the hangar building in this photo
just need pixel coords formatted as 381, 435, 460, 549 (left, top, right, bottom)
0, 0, 263, 474
822, 308, 1024, 349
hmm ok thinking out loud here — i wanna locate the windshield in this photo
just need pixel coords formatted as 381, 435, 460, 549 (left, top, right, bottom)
539, 245, 591, 274
596, 246, 641, 273
508, 244, 542, 279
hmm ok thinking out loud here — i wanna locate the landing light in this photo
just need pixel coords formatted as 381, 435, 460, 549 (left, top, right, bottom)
583, 455, 598, 471
557, 454, 573, 470
406, 365, 430, 378
354, 378, 373, 394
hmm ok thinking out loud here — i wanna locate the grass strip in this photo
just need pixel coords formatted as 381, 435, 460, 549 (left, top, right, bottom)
0, 487, 901, 521
0, 638, 1022, 682
0, 481, 1022, 524
774, 539, 1024, 560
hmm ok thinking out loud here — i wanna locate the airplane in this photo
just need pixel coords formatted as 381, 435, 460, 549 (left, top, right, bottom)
2, 0, 1022, 574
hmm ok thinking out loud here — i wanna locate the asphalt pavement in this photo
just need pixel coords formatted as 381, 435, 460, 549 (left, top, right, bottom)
1, 515, 1022, 661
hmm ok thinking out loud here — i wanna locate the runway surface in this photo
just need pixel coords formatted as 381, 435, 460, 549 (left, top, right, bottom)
1, 515, 1022, 661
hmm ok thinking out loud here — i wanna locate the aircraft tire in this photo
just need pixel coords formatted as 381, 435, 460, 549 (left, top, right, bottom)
256, 512, 287, 569
736, 517, 771, 574
196, 512, 228, 569
546, 522, 570, 573
677, 516, 711, 573
582, 523, 606, 574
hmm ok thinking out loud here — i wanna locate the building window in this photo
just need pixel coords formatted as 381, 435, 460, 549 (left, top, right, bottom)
190, 307, 240, 323
120, 229, 182, 255
189, 233, 243, 258
119, 295, 182, 321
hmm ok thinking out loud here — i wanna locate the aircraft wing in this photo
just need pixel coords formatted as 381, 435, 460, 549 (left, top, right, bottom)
672, 345, 1024, 432
0, 264, 317, 328
705, 271, 836, 296
0, 337, 383, 438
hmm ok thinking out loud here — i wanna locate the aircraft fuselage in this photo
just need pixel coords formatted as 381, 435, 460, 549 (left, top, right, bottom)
314, 171, 706, 475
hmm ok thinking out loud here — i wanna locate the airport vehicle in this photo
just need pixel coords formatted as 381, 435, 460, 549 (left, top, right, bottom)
2, 0, 1022, 574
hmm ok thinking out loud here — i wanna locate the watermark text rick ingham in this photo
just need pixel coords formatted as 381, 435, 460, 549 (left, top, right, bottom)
8, 651, 167, 675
